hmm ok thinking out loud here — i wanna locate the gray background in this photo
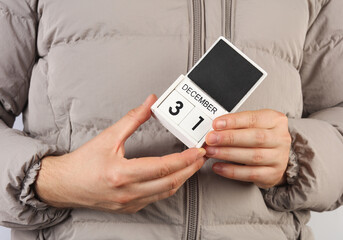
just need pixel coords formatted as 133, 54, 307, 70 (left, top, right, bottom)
0, 117, 342, 239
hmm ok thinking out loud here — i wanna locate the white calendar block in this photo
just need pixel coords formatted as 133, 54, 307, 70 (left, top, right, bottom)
158, 90, 194, 125
151, 36, 267, 148
179, 107, 212, 142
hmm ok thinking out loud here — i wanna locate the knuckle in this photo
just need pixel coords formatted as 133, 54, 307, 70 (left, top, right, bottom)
169, 177, 180, 190
252, 149, 264, 165
249, 112, 258, 128
106, 171, 126, 188
158, 162, 172, 178
225, 131, 235, 145
255, 130, 266, 146
158, 190, 176, 202
127, 108, 144, 125
228, 116, 237, 128
221, 148, 230, 159
127, 108, 138, 119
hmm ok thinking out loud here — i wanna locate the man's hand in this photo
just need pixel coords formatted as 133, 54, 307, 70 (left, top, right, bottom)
35, 95, 206, 214
205, 109, 291, 189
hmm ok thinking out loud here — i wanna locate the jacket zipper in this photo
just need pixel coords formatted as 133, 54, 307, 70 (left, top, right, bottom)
186, 1, 233, 239
192, 0, 202, 66
186, 173, 200, 240
186, 1, 202, 240
225, 0, 232, 40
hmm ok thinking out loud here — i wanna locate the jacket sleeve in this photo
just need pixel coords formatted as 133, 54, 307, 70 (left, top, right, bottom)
0, 0, 70, 230
263, 0, 343, 212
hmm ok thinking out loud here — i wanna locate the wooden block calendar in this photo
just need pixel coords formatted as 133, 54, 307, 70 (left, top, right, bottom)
151, 37, 267, 148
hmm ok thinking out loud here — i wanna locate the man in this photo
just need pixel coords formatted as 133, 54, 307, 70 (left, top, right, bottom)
0, 0, 342, 239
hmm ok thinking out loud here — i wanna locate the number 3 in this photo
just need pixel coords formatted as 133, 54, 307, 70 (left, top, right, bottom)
169, 101, 184, 116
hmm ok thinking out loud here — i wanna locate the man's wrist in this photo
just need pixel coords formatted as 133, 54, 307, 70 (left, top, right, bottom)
35, 155, 74, 208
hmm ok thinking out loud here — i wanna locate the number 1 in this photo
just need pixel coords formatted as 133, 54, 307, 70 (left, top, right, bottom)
192, 116, 204, 131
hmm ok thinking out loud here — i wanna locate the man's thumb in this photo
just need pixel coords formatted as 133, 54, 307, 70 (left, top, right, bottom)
106, 94, 157, 147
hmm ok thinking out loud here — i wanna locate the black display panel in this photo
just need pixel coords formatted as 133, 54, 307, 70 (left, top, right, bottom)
188, 39, 264, 112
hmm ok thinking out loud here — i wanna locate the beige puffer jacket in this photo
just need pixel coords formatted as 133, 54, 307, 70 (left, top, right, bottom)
0, 0, 342, 239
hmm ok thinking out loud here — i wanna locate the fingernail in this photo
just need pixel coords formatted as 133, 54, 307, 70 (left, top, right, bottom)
215, 120, 226, 129
212, 164, 223, 173
207, 133, 219, 144
206, 147, 217, 156
143, 95, 151, 106
197, 148, 206, 158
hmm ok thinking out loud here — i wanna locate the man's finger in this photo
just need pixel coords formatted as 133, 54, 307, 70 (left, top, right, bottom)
104, 94, 157, 148
125, 148, 206, 183
212, 109, 287, 130
137, 189, 178, 206
129, 155, 206, 199
205, 129, 278, 148
205, 147, 278, 166
212, 162, 275, 186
